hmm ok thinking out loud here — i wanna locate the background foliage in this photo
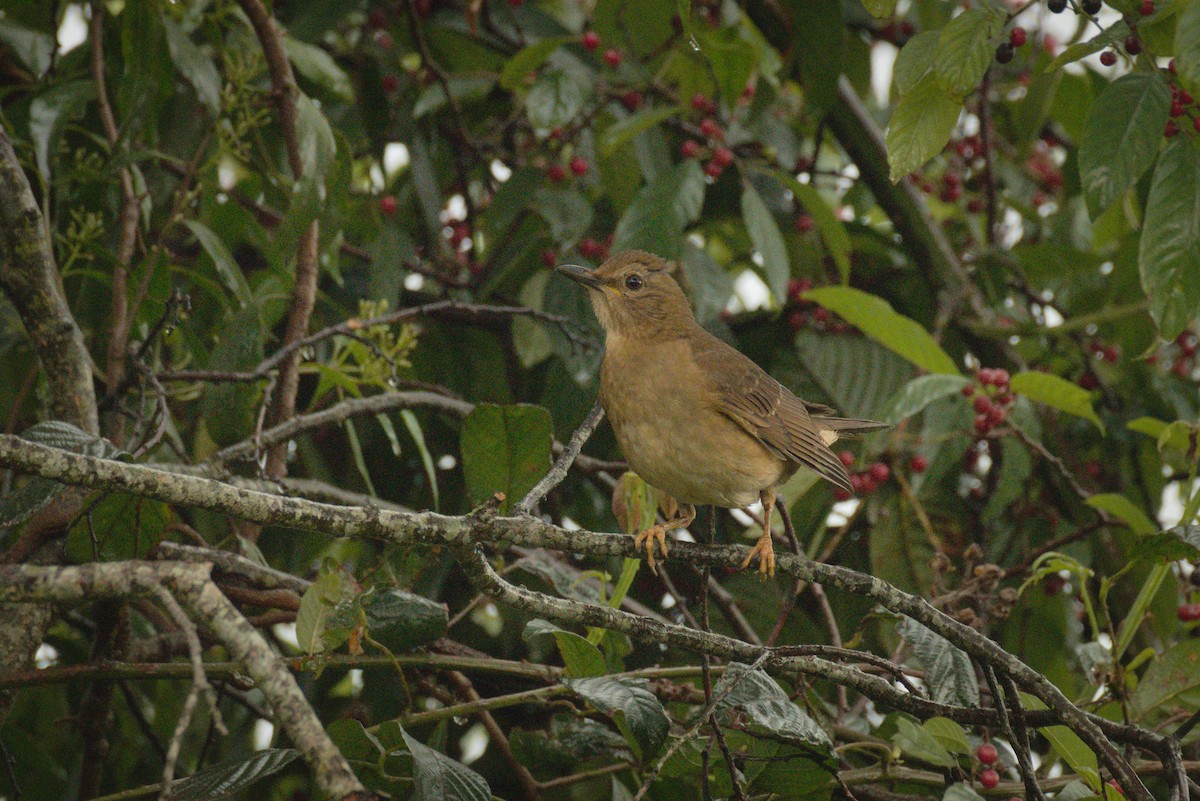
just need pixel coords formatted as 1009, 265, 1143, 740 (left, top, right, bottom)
1, 0, 1200, 799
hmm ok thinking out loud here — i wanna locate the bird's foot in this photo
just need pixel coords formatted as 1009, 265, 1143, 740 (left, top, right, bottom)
740, 532, 776, 578
633, 525, 670, 574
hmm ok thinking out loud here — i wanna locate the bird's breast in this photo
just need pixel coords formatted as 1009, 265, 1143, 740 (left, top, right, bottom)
599, 337, 786, 508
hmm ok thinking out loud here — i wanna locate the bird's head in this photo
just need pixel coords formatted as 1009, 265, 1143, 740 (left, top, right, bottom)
556, 250, 695, 340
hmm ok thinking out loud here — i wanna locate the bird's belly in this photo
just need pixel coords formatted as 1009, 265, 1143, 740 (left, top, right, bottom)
603, 365, 786, 508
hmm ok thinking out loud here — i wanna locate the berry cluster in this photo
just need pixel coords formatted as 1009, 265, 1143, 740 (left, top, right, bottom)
961, 368, 1012, 436
975, 743, 1007, 790
1165, 64, 1200, 137
994, 26, 1027, 64
832, 452, 892, 501
784, 279, 856, 335
1179, 602, 1200, 622
545, 155, 591, 183
1024, 140, 1064, 208
678, 107, 735, 179
1147, 328, 1198, 379
877, 19, 916, 45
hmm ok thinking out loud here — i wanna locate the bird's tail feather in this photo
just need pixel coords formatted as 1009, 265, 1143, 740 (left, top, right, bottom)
818, 417, 891, 436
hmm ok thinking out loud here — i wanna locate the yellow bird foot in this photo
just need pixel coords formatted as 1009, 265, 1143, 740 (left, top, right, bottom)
633, 525, 670, 574
740, 533, 776, 578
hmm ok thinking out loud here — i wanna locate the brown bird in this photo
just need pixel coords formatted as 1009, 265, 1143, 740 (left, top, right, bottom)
558, 250, 888, 576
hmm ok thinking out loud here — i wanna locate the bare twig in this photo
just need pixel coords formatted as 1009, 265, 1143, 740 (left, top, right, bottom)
516, 403, 605, 514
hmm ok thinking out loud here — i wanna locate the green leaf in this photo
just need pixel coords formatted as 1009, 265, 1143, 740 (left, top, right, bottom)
401, 726, 492, 801
768, 170, 852, 283
1127, 416, 1168, 439
881, 374, 971, 425
184, 221, 253, 306
162, 15, 221, 114
500, 37, 573, 90
805, 287, 959, 375
327, 719, 384, 761
885, 71, 963, 181
29, 80, 96, 184
923, 717, 970, 755
1130, 640, 1200, 720
526, 68, 591, 132
401, 409, 439, 511
295, 92, 337, 181
792, 0, 843, 114
680, 242, 734, 326
897, 617, 979, 707
296, 570, 356, 655
1139, 136, 1200, 340
1136, 526, 1200, 562
1085, 493, 1157, 536
361, 588, 447, 652
862, 0, 898, 20
564, 676, 669, 761
0, 19, 54, 77
696, 26, 757, 107
523, 619, 607, 677
943, 784, 987, 801
892, 717, 956, 768
793, 330, 914, 419
711, 663, 833, 754
742, 182, 790, 301
894, 31, 939, 95
66, 494, 171, 562
934, 6, 1007, 98
414, 75, 496, 118
1079, 72, 1171, 220
1045, 20, 1129, 72
534, 187, 593, 245
284, 36, 354, 101
1009, 371, 1104, 431
611, 160, 705, 260
601, 105, 679, 155
460, 403, 553, 514
1019, 693, 1101, 787
171, 749, 299, 801
1176, 0, 1200, 95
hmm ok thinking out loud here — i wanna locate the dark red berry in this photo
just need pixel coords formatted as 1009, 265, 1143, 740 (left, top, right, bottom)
909, 455, 929, 473
1079, 372, 1099, 390
961, 384, 976, 397
681, 140, 702, 159
1100, 50, 1117, 67
1125, 35, 1142, 55
1193, 117, 1200, 134
995, 43, 1015, 64
604, 48, 623, 67
414, 0, 432, 15
508, 0, 524, 6
379, 195, 398, 215
993, 368, 1010, 387
977, 743, 999, 765
704, 160, 724, 178
621, 91, 643, 111
691, 93, 710, 112
1166, 120, 1180, 137
868, 462, 890, 483
1177, 603, 1200, 621
569, 157, 589, 177
979, 769, 1000, 790
699, 117, 723, 140
541, 249, 557, 267
838, 451, 855, 468
712, 146, 734, 168
1172, 101, 1185, 117
1009, 27, 1027, 47
374, 30, 393, 48
973, 396, 991, 414
787, 309, 807, 332
833, 488, 852, 501
974, 414, 991, 435
1141, 0, 1154, 13
381, 74, 400, 93
795, 214, 815, 233
368, 9, 388, 29
582, 31, 600, 51
546, 164, 567, 182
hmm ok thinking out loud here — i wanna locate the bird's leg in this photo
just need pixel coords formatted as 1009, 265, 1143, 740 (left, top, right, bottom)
740, 486, 777, 577
634, 500, 695, 574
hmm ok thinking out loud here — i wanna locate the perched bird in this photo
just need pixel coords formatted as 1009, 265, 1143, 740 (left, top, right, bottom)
558, 250, 888, 576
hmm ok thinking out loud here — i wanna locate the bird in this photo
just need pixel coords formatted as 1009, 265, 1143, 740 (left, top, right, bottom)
557, 250, 888, 577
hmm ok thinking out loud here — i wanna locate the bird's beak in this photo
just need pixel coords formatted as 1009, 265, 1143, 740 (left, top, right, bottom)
555, 264, 605, 290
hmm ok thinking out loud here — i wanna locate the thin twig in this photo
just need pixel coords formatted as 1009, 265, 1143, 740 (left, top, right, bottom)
516, 403, 605, 514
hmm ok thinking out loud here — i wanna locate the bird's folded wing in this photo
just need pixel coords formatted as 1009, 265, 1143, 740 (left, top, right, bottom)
691, 338, 853, 493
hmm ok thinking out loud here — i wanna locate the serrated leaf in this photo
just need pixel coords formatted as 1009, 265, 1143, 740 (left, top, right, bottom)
1009, 371, 1104, 431
171, 749, 299, 801
460, 403, 553, 514
1045, 20, 1129, 72
1079, 72, 1171, 220
881, 374, 971, 425
711, 663, 833, 754
1019, 693, 1101, 786
523, 619, 607, 677
360, 588, 447, 652
295, 92, 336, 181
1085, 493, 1157, 536
768, 170, 852, 283
805, 287, 959, 375
284, 36, 354, 101
1139, 136, 1200, 340
794, 330, 914, 419
611, 160, 705, 260
327, 719, 385, 761
1127, 416, 1168, 439
602, 105, 679, 155
897, 617, 979, 708
935, 7, 1006, 98
1134, 527, 1200, 562
296, 571, 356, 655
894, 31, 939, 95
500, 37, 573, 90
892, 717, 956, 767
923, 717, 970, 755
742, 182, 790, 301
1129, 640, 1200, 720
696, 26, 757, 107
185, 221, 253, 306
162, 15, 221, 114
534, 187, 593, 245
402, 726, 492, 801
526, 68, 591, 132
66, 494, 171, 562
886, 70, 963, 181
1176, 0, 1200, 95
564, 676, 669, 761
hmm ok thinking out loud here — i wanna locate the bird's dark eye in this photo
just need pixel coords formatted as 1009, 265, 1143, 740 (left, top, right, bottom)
624, 274, 643, 291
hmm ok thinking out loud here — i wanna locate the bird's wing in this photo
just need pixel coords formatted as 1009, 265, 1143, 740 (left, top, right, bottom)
688, 331, 853, 492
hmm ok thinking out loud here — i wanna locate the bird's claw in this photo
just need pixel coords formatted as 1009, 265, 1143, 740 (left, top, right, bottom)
740, 535, 776, 579
633, 526, 670, 574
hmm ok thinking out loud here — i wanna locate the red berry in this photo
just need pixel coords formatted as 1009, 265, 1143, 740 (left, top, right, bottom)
582, 31, 600, 51
961, 384, 976, 397
604, 48, 623, 67
1009, 27, 1027, 47
1102, 345, 1119, 363
995, 392, 1013, 405
1177, 603, 1200, 621
1125, 35, 1142, 55
795, 214, 815, 233
1141, 0, 1154, 13
368, 9, 388, 29
787, 308, 807, 332
993, 368, 1010, 387
939, 184, 962, 202
740, 83, 756, 102
414, 0, 432, 15
691, 93, 710, 112
541, 249, 557, 267
569, 156, 589, 177
966, 198, 985, 213
681, 140, 702, 159
1181, 90, 1194, 104
812, 307, 831, 323
979, 769, 1000, 789
973, 396, 991, 414
868, 462, 890, 483
1100, 50, 1117, 67
374, 30, 393, 49
379, 195, 398, 215
621, 91, 643, 111
1079, 372, 1099, 390
909, 455, 929, 473
977, 743, 999, 765
833, 488, 852, 501
381, 74, 400, 93
1171, 101, 1185, 117
699, 117, 723, 140
546, 164, 567, 182
1166, 120, 1180, 137
712, 146, 734, 167
1193, 117, 1200, 134
838, 451, 855, 467
787, 278, 808, 302
849, 473, 866, 493
509, 0, 524, 6
794, 156, 813, 174
987, 405, 1007, 426
974, 415, 991, 435
1170, 58, 1178, 73
704, 160, 724, 178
